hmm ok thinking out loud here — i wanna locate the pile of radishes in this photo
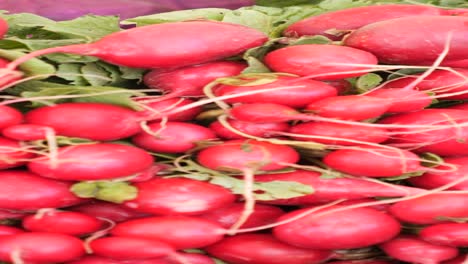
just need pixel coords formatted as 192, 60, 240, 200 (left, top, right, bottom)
1, 3, 468, 264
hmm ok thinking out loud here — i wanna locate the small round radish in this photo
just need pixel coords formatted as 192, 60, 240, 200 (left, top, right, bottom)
366, 88, 432, 113
0, 170, 83, 210
273, 206, 401, 250
90, 236, 174, 260
289, 121, 388, 146
144, 61, 246, 98
22, 211, 104, 236
69, 201, 150, 223
305, 95, 392, 120
0, 226, 24, 236
110, 216, 225, 249
389, 193, 468, 224
205, 233, 333, 264
0, 105, 23, 130
197, 139, 300, 172
0, 137, 35, 170
323, 146, 423, 177
210, 118, 290, 140
132, 121, 216, 154
213, 76, 337, 108
136, 97, 202, 122
408, 157, 468, 190
379, 235, 459, 264
420, 223, 468, 247
2, 124, 50, 141
24, 102, 141, 141
0, 232, 85, 263
123, 178, 236, 216
28, 143, 154, 181
264, 44, 378, 80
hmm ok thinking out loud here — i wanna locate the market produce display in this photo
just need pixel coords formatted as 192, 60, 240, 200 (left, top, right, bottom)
0, 0, 468, 263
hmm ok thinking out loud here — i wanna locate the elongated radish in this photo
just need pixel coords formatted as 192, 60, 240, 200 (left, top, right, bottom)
0, 226, 24, 236
229, 103, 305, 123
379, 235, 459, 264
2, 124, 51, 141
0, 105, 23, 130
213, 76, 337, 108
123, 178, 236, 216
69, 201, 150, 223
210, 118, 290, 140
136, 98, 202, 122
344, 16, 468, 66
366, 88, 432, 113
0, 17, 7, 39
0, 137, 35, 169
0, 170, 83, 210
284, 4, 449, 40
132, 121, 216, 154
420, 223, 468, 247
389, 193, 468, 224
264, 44, 378, 80
144, 61, 246, 99
408, 157, 468, 190
7, 21, 267, 70
273, 205, 401, 249
28, 143, 154, 181
205, 233, 333, 264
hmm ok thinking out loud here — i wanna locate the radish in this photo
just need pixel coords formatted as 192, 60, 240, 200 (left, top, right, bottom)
210, 118, 290, 140
0, 226, 24, 236
323, 146, 423, 177
69, 254, 216, 264
204, 233, 333, 264
199, 202, 285, 229
420, 223, 468, 247
22, 211, 104, 236
136, 98, 202, 122
305, 95, 392, 120
408, 157, 468, 190
366, 88, 432, 113
144, 61, 246, 99
255, 170, 423, 205
213, 76, 337, 108
123, 178, 236, 216
344, 16, 468, 66
2, 124, 51, 141
389, 193, 468, 224
288, 121, 388, 146
132, 121, 217, 154
110, 216, 225, 249
0, 232, 85, 263
442, 255, 468, 264
7, 21, 267, 70
229, 103, 307, 123
379, 235, 459, 264
263, 45, 378, 80
0, 17, 7, 39
449, 103, 468, 110
273, 205, 401, 249
0, 105, 23, 130
28, 143, 154, 181
327, 261, 395, 264
0, 137, 35, 170
24, 102, 142, 141
284, 4, 449, 40
69, 201, 150, 223
0, 170, 83, 210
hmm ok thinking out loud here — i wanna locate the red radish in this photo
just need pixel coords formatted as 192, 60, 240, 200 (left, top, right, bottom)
379, 235, 459, 264
28, 143, 154, 181
264, 45, 378, 80
7, 21, 267, 69
0, 105, 23, 130
197, 139, 300, 172
389, 193, 468, 224
408, 157, 468, 190
164, 253, 216, 264
2, 124, 51, 141
24, 102, 141, 141
379, 109, 468, 156
136, 97, 202, 122
199, 202, 285, 229
123, 178, 236, 216
255, 170, 423, 205
110, 216, 225, 249
0, 226, 24, 236
210, 118, 290, 140
69, 201, 150, 223
205, 233, 333, 264
326, 79, 352, 95
420, 223, 468, 247
0, 17, 7, 39
90, 236, 174, 260
22, 211, 104, 236
0, 232, 85, 263
132, 121, 216, 154
305, 95, 392, 120
0, 170, 83, 210
144, 61, 246, 98
229, 103, 306, 123
284, 4, 449, 40
366, 88, 432, 113
213, 76, 337, 108
288, 121, 389, 146
273, 205, 401, 250
344, 16, 468, 66
449, 103, 468, 110
69, 254, 216, 264
323, 146, 423, 177
327, 261, 395, 264
0, 137, 35, 169
442, 255, 468, 264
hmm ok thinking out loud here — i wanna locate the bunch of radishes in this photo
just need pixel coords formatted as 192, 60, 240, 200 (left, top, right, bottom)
1, 3, 468, 264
